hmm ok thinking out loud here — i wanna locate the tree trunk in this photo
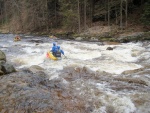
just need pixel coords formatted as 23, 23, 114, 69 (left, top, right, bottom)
78, 0, 81, 33
84, 0, 86, 30
90, 0, 94, 26
120, 0, 123, 30
45, 0, 49, 32
108, 0, 110, 26
105, 0, 107, 22
125, 0, 128, 28
4, 2, 7, 24
0, 1, 4, 25
55, 0, 57, 28
115, 6, 118, 25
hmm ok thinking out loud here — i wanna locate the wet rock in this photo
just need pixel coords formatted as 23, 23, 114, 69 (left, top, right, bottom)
0, 50, 16, 75
122, 68, 144, 75
103, 41, 121, 45
114, 77, 148, 86
131, 93, 150, 110
0, 50, 6, 61
106, 47, 113, 50
1, 63, 16, 74
96, 42, 104, 46
90, 37, 99, 41
106, 105, 115, 113
28, 65, 44, 73
120, 38, 130, 43
0, 70, 93, 113
28, 39, 43, 43
75, 37, 83, 41
0, 60, 5, 65
0, 70, 4, 75
117, 32, 150, 42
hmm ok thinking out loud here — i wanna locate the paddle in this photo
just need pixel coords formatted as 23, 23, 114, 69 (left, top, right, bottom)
63, 54, 67, 59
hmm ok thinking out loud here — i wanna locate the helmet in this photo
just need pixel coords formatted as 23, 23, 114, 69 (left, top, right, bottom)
53, 42, 56, 46
57, 46, 60, 49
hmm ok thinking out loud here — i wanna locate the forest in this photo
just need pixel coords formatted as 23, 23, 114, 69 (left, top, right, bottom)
0, 0, 149, 34
0, 1, 150, 112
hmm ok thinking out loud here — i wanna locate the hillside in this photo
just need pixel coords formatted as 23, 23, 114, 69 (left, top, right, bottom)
0, 0, 149, 38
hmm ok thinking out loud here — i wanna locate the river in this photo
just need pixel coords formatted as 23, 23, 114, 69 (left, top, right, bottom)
0, 34, 150, 113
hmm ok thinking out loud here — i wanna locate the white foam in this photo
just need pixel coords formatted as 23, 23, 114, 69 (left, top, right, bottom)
4, 39, 147, 75
93, 92, 136, 113
23, 47, 41, 53
111, 96, 136, 113
68, 51, 101, 60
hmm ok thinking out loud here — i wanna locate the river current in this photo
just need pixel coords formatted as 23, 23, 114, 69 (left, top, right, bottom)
0, 34, 150, 113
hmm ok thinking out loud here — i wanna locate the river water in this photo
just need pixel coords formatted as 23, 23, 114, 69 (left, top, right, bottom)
0, 34, 150, 113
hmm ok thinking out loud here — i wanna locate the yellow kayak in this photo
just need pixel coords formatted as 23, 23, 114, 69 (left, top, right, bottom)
49, 35, 57, 38
47, 51, 58, 60
14, 39, 21, 42
14, 36, 21, 42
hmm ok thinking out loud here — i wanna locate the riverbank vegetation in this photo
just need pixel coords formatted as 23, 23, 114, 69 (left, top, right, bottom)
0, 0, 149, 38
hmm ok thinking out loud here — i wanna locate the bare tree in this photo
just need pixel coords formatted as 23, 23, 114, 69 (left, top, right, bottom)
78, 0, 81, 33
120, 0, 123, 30
125, 0, 128, 28
108, 0, 110, 26
84, 0, 86, 30
115, 6, 118, 24
0, 0, 4, 25
105, 0, 107, 22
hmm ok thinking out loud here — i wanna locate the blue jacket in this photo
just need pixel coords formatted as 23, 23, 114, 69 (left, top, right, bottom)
57, 46, 64, 55
51, 42, 58, 53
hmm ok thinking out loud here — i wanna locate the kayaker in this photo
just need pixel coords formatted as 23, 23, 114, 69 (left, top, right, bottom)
57, 46, 64, 57
51, 42, 65, 57
51, 42, 58, 56
52, 45, 64, 57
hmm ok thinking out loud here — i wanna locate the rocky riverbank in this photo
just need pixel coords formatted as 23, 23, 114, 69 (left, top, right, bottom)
54, 31, 150, 43
0, 50, 16, 75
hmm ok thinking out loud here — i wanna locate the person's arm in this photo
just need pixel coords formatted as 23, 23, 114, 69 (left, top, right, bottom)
60, 50, 64, 55
51, 47, 54, 52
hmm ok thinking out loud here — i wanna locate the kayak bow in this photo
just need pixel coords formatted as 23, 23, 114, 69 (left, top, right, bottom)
47, 51, 58, 60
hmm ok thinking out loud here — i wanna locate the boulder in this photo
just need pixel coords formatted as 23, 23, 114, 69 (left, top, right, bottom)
1, 63, 16, 74
0, 50, 6, 61
0, 65, 4, 76
106, 47, 113, 50
0, 60, 6, 65
103, 41, 121, 45
75, 37, 83, 41
29, 65, 44, 72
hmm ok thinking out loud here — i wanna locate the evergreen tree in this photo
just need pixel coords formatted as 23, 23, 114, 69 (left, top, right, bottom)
141, 1, 150, 26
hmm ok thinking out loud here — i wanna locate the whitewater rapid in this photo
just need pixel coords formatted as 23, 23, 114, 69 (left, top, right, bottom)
0, 34, 150, 113
0, 34, 142, 73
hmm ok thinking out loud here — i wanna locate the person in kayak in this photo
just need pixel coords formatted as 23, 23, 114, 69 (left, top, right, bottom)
51, 42, 64, 57
55, 46, 64, 57
51, 42, 58, 56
